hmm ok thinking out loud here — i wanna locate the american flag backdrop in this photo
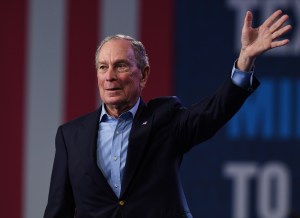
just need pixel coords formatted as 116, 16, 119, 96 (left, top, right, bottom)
0, 0, 174, 217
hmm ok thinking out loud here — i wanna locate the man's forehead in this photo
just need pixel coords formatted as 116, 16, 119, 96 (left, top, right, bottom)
97, 40, 136, 64
100, 39, 134, 55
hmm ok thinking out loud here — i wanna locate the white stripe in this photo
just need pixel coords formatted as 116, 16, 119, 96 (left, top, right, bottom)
23, 0, 67, 217
100, 0, 140, 40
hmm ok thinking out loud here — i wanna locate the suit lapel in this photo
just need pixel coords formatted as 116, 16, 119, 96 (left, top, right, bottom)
77, 109, 116, 197
120, 100, 153, 196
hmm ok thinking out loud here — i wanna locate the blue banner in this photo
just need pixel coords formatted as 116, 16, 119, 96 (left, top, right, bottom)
176, 1, 300, 217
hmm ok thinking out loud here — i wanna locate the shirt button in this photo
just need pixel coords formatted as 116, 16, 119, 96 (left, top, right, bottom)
119, 200, 125, 206
116, 131, 119, 134
113, 156, 118, 161
114, 184, 118, 188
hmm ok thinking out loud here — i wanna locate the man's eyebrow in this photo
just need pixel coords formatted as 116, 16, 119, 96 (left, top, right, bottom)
113, 59, 131, 64
98, 60, 107, 65
98, 58, 135, 65
112, 58, 137, 67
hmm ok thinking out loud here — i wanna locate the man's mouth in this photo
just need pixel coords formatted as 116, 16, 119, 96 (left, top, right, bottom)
106, 88, 121, 91
106, 87, 120, 90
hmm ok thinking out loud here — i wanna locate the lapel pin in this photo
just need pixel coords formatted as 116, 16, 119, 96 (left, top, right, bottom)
142, 121, 147, 125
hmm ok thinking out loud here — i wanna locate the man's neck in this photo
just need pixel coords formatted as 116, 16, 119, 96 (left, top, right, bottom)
104, 97, 140, 118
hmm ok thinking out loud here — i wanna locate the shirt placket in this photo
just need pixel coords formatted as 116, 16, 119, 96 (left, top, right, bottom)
110, 118, 125, 197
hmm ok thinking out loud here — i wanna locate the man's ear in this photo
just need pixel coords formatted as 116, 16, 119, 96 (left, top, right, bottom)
140, 66, 150, 90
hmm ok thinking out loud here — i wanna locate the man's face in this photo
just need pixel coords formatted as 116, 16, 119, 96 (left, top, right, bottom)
96, 39, 148, 112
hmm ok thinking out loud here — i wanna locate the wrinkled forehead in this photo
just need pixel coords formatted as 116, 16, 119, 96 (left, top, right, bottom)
98, 39, 136, 63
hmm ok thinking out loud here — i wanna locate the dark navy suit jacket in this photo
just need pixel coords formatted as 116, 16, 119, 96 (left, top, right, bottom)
44, 77, 259, 218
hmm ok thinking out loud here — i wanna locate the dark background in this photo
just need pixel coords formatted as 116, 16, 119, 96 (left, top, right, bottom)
176, 1, 300, 217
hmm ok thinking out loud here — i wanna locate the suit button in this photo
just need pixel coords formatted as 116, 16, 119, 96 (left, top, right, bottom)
119, 200, 125, 206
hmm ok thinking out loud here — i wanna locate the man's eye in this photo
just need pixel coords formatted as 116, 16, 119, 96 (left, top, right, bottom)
117, 63, 129, 71
98, 65, 108, 71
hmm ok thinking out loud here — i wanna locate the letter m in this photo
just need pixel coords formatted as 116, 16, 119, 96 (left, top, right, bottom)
227, 79, 274, 139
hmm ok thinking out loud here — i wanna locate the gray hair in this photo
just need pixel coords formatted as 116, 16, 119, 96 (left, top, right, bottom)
95, 34, 149, 70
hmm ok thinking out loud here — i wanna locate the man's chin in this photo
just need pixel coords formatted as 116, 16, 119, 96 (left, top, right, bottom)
103, 97, 126, 107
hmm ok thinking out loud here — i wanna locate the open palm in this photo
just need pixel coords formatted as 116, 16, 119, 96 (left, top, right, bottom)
241, 10, 292, 58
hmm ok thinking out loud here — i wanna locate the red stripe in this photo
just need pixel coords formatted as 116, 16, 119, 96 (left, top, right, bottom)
140, 0, 174, 101
64, 0, 101, 121
0, 1, 27, 217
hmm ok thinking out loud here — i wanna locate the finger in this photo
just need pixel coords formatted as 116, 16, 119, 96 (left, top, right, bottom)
269, 14, 289, 33
272, 24, 292, 40
263, 10, 283, 28
243, 11, 253, 29
271, 39, 290, 48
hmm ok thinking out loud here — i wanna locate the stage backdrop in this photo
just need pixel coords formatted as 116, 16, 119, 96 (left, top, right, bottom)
176, 1, 300, 218
0, 0, 299, 218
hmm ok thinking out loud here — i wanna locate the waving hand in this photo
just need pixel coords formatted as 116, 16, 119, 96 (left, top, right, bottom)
237, 10, 292, 71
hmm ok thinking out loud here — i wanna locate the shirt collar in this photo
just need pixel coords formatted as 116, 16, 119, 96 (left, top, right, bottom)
100, 97, 140, 122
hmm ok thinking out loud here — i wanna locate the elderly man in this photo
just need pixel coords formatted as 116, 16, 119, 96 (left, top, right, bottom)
44, 10, 291, 218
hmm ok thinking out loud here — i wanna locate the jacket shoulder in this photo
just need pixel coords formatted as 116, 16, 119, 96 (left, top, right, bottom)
147, 96, 182, 110
145, 96, 183, 122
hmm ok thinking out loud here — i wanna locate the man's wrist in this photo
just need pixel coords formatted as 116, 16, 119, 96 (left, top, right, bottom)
237, 50, 256, 72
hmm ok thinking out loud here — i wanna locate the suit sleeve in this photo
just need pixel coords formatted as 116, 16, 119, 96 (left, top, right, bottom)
173, 76, 259, 153
44, 126, 75, 218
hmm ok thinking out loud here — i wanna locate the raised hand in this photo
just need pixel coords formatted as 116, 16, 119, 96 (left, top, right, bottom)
237, 10, 292, 72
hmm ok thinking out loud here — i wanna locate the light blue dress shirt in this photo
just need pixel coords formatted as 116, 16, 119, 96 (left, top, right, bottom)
97, 98, 140, 197
231, 60, 254, 90
97, 63, 254, 197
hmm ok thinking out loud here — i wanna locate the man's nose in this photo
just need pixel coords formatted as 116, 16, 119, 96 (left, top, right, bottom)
105, 67, 117, 81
